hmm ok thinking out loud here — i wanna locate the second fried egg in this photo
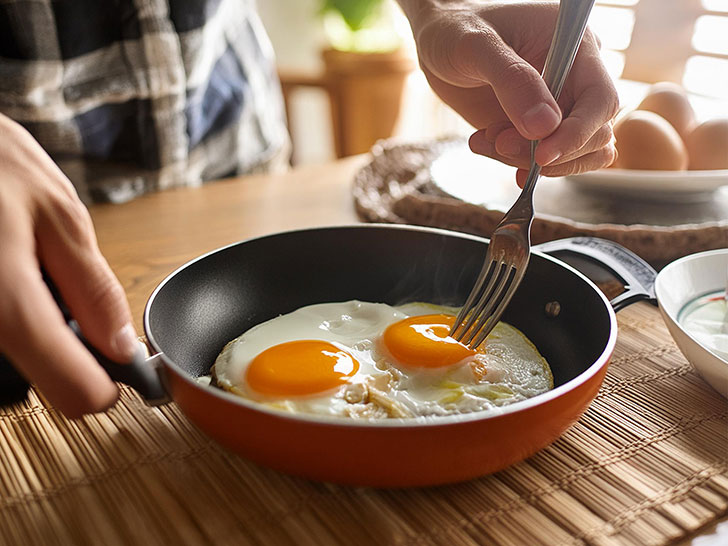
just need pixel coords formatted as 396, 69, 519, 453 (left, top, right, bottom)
211, 301, 553, 419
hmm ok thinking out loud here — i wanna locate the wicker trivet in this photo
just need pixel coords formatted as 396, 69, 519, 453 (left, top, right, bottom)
352, 139, 728, 266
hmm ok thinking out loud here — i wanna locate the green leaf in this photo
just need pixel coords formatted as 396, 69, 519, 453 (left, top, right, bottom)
321, 0, 384, 31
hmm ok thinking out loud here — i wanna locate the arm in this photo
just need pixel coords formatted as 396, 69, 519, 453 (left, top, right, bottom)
0, 113, 138, 417
397, 0, 618, 185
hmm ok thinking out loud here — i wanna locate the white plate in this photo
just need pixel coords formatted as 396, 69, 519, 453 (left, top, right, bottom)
655, 249, 728, 397
566, 169, 728, 203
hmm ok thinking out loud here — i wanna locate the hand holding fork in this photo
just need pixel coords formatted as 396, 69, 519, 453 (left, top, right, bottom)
451, 0, 597, 348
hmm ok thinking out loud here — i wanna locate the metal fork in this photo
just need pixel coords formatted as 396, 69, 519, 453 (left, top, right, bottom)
451, 0, 596, 348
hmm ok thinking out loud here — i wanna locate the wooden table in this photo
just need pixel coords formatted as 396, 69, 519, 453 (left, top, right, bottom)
0, 157, 725, 545
90, 156, 368, 335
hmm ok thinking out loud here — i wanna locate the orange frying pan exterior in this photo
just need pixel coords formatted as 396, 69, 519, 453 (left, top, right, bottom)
165, 352, 610, 486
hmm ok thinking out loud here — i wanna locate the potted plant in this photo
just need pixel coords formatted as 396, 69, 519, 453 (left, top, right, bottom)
319, 0, 414, 156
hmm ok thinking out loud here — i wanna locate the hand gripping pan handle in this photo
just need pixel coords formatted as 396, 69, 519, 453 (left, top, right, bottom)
0, 275, 168, 406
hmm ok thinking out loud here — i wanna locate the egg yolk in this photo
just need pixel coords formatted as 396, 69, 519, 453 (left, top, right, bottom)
246, 340, 359, 396
382, 314, 476, 368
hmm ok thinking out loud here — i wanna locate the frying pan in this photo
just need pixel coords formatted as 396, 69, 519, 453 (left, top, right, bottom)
0, 226, 657, 487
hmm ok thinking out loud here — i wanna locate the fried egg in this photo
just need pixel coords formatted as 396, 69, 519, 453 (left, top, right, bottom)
210, 301, 553, 419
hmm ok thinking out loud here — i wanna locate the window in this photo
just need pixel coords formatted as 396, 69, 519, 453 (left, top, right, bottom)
591, 0, 728, 99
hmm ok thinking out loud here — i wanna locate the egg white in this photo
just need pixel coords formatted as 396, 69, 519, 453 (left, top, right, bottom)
210, 301, 553, 419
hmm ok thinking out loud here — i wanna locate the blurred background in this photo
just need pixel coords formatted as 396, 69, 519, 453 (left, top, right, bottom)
258, 0, 728, 166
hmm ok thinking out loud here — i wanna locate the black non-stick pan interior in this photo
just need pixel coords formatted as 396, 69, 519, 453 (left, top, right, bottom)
146, 226, 612, 388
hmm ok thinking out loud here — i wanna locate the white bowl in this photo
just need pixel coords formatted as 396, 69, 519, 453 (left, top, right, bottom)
655, 249, 728, 397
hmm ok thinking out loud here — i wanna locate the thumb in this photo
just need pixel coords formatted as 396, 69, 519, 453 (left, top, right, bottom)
463, 32, 562, 139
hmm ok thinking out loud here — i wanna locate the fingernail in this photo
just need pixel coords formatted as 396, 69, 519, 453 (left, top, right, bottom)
497, 138, 521, 158
469, 132, 494, 156
485, 122, 511, 142
112, 323, 139, 361
521, 103, 560, 137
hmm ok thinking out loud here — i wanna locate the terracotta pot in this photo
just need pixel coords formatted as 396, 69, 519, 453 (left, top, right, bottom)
322, 47, 414, 157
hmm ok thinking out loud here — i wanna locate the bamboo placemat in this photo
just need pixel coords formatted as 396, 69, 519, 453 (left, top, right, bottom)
0, 302, 726, 546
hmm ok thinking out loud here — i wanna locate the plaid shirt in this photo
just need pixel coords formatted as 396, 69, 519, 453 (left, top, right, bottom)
0, 0, 289, 203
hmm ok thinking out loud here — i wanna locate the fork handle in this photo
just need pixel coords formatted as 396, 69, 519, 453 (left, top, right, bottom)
521, 0, 596, 196
542, 0, 596, 100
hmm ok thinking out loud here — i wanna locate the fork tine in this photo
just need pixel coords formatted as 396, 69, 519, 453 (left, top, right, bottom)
451, 258, 497, 338
453, 260, 506, 341
460, 264, 515, 346
455, 260, 508, 343
469, 268, 521, 349
458, 262, 508, 344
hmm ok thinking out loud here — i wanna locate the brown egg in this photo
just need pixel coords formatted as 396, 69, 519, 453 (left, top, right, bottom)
637, 82, 696, 140
613, 110, 688, 170
685, 118, 728, 170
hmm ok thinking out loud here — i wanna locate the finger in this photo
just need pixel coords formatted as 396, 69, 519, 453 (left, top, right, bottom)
35, 190, 138, 365
490, 122, 614, 167
540, 145, 618, 177
0, 225, 119, 418
495, 128, 529, 162
453, 29, 562, 139
469, 130, 531, 170
516, 169, 529, 188
535, 43, 619, 165
484, 121, 513, 142
545, 123, 614, 166
471, 130, 617, 176
468, 123, 515, 157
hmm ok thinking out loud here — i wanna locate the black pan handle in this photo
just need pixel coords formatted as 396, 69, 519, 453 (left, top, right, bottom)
0, 355, 32, 405
0, 276, 169, 406
66, 320, 169, 404
534, 237, 657, 311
